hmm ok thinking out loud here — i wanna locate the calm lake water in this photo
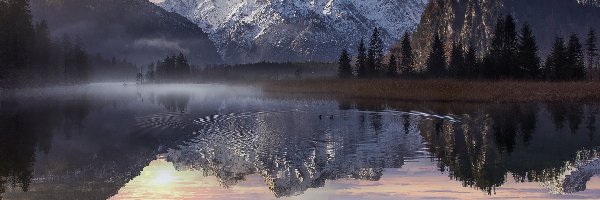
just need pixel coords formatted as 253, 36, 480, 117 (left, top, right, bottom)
2, 83, 600, 199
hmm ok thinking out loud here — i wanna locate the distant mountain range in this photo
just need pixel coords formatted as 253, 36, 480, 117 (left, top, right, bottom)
30, 0, 600, 65
158, 0, 427, 63
31, 0, 222, 65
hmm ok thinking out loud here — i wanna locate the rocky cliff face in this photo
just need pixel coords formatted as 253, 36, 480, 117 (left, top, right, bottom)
158, 0, 427, 63
409, 0, 600, 67
31, 0, 223, 65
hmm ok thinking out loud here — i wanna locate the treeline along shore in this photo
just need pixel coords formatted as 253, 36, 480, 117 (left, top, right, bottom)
262, 14, 600, 103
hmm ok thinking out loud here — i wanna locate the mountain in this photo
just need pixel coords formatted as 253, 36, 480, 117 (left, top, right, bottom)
30, 0, 222, 65
409, 0, 600, 67
158, 0, 428, 63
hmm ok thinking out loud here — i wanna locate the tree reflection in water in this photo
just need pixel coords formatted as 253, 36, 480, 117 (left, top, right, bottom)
2, 90, 600, 198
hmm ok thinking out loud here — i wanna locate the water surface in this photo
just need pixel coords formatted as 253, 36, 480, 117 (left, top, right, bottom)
2, 83, 600, 199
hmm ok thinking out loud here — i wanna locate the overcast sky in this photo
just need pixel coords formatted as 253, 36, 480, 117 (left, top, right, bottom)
149, 0, 164, 3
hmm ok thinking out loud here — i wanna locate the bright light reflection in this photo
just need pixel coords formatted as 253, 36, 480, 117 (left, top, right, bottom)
152, 169, 174, 185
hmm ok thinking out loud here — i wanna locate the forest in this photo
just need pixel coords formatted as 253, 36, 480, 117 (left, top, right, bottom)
0, 0, 137, 88
338, 15, 599, 81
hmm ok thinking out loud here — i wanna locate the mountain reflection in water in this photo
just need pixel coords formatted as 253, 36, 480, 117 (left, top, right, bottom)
2, 83, 600, 199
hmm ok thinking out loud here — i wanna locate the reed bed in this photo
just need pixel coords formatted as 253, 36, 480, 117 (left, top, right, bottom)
262, 79, 600, 103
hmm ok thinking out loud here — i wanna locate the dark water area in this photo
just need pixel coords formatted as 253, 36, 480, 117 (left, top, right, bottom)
2, 83, 600, 199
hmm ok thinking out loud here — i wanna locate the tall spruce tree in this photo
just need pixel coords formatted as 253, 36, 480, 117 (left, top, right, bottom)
517, 23, 541, 79
426, 33, 447, 78
387, 54, 398, 77
338, 49, 352, 78
587, 28, 598, 74
356, 39, 367, 78
487, 16, 505, 79
547, 37, 568, 80
448, 42, 465, 78
567, 34, 585, 80
487, 15, 519, 79
175, 52, 190, 77
503, 15, 519, 77
4, 0, 34, 71
400, 32, 414, 77
367, 27, 384, 77
464, 43, 479, 79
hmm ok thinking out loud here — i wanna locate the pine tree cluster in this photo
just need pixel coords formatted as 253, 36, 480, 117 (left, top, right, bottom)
0, 0, 93, 86
339, 15, 599, 82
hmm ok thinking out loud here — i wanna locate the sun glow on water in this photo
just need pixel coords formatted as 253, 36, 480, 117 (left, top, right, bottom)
152, 169, 175, 186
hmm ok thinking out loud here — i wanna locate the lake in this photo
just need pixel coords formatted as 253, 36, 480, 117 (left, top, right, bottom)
2, 83, 600, 199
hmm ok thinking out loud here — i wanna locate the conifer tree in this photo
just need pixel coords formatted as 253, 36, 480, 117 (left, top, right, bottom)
387, 54, 398, 77
4, 0, 34, 71
487, 15, 519, 79
587, 28, 598, 73
400, 32, 414, 77
356, 39, 367, 78
448, 42, 465, 78
175, 52, 190, 76
338, 49, 352, 78
367, 27, 384, 77
464, 43, 479, 79
503, 15, 518, 77
547, 37, 568, 80
517, 23, 541, 79
567, 33, 585, 80
426, 33, 447, 78
487, 16, 505, 79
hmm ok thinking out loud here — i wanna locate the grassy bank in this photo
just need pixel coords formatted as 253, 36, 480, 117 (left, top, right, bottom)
262, 79, 600, 103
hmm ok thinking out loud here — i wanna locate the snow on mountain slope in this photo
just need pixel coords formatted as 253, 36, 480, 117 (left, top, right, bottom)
158, 0, 427, 63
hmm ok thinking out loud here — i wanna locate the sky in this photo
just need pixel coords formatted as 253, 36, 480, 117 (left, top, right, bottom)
149, 0, 164, 3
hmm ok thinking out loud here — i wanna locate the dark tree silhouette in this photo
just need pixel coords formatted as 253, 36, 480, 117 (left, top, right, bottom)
0, 0, 34, 73
546, 37, 568, 80
448, 41, 465, 78
587, 28, 598, 75
426, 33, 447, 78
356, 39, 368, 78
399, 32, 414, 77
487, 16, 505, 79
567, 33, 586, 80
367, 27, 384, 77
386, 53, 398, 77
338, 49, 352, 79
503, 15, 519, 77
464, 43, 479, 79
517, 23, 541, 79
156, 52, 191, 82
486, 15, 518, 79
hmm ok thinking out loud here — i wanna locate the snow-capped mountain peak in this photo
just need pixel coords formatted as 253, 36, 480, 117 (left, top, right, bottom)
158, 0, 427, 63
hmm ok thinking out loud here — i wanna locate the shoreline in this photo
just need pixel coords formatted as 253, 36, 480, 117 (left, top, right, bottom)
261, 79, 600, 103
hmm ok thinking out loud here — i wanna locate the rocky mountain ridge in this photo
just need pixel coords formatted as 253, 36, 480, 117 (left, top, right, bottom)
158, 0, 428, 63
